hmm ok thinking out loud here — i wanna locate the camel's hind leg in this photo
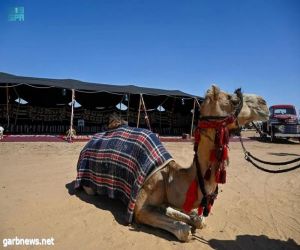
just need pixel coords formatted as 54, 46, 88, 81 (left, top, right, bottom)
83, 185, 96, 195
135, 206, 191, 242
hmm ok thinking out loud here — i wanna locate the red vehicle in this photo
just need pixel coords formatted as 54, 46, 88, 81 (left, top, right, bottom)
262, 104, 300, 142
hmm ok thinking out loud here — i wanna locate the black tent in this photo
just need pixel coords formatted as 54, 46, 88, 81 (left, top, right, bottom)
0, 72, 202, 136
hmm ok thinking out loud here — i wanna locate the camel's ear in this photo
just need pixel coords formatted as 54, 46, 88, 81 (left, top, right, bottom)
206, 84, 220, 101
211, 85, 220, 101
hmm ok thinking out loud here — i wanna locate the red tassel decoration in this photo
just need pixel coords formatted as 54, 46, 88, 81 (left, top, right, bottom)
222, 146, 228, 161
216, 148, 222, 161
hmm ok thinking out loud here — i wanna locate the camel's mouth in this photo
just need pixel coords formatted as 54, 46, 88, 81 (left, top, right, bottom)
243, 94, 270, 122
251, 104, 270, 121
256, 110, 270, 121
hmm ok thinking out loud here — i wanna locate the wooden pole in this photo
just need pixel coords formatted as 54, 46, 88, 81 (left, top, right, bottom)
137, 94, 142, 128
126, 94, 130, 123
195, 98, 201, 109
142, 96, 151, 130
68, 89, 75, 142
6, 85, 10, 128
190, 98, 196, 138
71, 89, 75, 129
140, 94, 151, 131
119, 96, 122, 117
159, 105, 162, 133
169, 98, 176, 134
14, 87, 20, 126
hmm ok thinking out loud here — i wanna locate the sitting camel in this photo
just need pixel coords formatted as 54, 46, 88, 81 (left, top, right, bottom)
75, 85, 269, 242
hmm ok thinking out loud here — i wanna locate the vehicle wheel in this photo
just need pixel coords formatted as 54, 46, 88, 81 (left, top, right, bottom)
260, 133, 268, 142
270, 132, 276, 142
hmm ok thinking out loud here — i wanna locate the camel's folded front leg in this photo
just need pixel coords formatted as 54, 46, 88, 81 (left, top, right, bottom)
135, 206, 191, 242
165, 207, 205, 230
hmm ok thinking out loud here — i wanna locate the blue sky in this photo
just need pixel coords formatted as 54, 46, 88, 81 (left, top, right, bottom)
1, 0, 299, 113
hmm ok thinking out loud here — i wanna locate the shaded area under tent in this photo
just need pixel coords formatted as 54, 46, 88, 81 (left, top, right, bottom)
0, 72, 203, 137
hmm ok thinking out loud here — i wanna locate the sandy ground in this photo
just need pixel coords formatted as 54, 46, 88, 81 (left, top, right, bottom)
0, 132, 299, 250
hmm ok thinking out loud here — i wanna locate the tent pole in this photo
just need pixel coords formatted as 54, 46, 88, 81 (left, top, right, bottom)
6, 85, 10, 129
13, 87, 20, 127
137, 94, 142, 128
141, 94, 151, 131
195, 98, 201, 109
190, 98, 196, 138
119, 96, 122, 117
68, 89, 75, 142
170, 98, 176, 135
159, 105, 162, 133
126, 94, 130, 123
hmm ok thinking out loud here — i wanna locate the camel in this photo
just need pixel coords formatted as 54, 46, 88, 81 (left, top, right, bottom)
76, 85, 269, 242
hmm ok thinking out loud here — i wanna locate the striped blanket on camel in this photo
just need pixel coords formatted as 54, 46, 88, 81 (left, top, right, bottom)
75, 125, 173, 223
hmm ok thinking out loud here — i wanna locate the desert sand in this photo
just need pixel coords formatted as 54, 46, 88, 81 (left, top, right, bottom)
0, 132, 299, 250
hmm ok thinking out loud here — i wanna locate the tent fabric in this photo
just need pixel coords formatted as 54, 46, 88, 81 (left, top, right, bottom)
0, 72, 201, 136
0, 72, 196, 97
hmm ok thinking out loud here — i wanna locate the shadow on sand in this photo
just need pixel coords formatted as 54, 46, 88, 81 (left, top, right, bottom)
249, 136, 300, 145
65, 181, 178, 241
66, 182, 300, 246
268, 152, 300, 157
65, 181, 128, 225
208, 235, 299, 250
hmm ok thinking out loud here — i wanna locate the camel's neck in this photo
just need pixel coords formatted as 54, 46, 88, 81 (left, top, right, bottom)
197, 129, 219, 195
164, 160, 198, 209
165, 127, 226, 213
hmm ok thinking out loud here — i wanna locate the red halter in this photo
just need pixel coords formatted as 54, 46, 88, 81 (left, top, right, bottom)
195, 115, 235, 184
183, 115, 236, 216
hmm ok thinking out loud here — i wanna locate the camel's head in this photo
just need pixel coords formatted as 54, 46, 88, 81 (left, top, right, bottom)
238, 94, 269, 126
197, 85, 269, 196
200, 85, 269, 128
107, 113, 128, 130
